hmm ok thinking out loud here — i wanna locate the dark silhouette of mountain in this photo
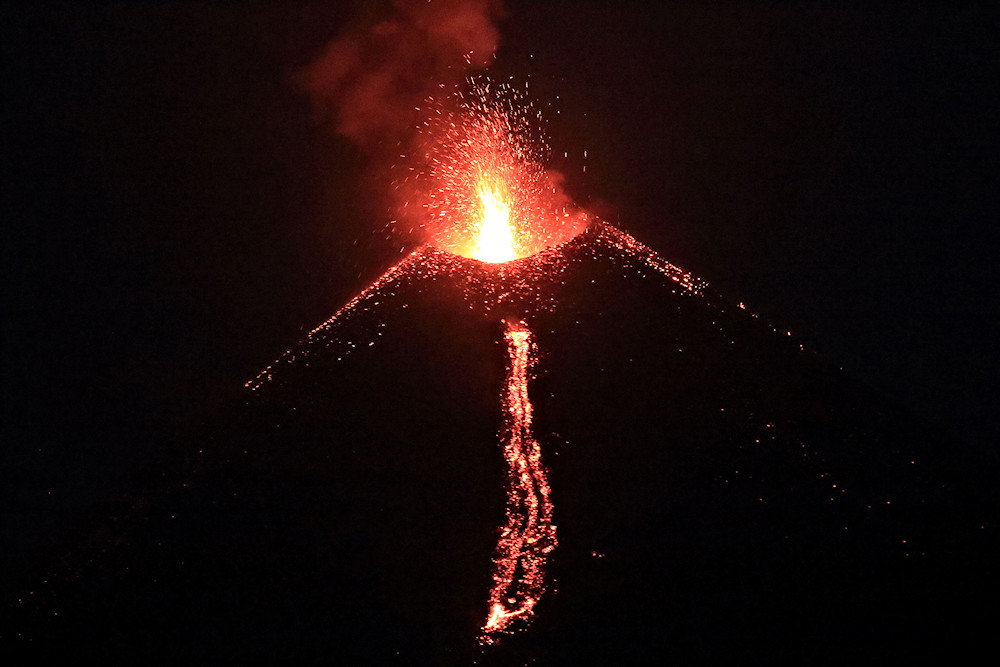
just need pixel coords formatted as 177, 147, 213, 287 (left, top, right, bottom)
3, 225, 995, 664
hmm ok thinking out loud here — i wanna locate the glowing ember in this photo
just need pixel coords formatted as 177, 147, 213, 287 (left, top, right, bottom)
481, 319, 556, 643
395, 77, 588, 262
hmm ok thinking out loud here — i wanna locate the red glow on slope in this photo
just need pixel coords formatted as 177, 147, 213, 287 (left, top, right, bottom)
480, 319, 556, 644
396, 77, 588, 263
246, 223, 707, 393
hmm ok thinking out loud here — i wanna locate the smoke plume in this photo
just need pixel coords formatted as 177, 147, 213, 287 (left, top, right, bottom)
300, 0, 503, 151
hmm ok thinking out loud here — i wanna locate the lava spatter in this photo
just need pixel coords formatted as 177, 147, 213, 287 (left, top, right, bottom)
395, 76, 588, 261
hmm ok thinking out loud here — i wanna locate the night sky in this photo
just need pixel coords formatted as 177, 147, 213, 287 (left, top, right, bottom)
4, 0, 999, 631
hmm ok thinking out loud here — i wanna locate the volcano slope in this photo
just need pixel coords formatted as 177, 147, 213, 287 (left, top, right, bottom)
4, 224, 995, 663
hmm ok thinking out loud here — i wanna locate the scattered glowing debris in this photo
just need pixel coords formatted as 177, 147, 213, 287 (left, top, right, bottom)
396, 76, 588, 261
245, 222, 714, 393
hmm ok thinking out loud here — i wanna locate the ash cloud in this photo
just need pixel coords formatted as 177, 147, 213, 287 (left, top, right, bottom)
299, 0, 503, 151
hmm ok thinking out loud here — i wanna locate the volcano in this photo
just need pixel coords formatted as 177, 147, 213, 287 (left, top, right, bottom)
4, 223, 994, 663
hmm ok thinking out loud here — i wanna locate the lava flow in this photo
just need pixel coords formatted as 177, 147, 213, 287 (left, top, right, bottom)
482, 319, 556, 643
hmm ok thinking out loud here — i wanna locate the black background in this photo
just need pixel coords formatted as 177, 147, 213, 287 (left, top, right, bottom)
4, 0, 998, 604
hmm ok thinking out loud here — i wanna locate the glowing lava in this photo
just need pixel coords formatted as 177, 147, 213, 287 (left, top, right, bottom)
481, 319, 556, 644
396, 77, 588, 262
473, 181, 517, 263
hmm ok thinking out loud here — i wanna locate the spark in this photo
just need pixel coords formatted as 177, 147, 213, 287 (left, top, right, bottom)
395, 76, 588, 261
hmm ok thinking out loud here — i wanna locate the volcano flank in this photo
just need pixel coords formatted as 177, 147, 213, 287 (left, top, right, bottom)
4, 224, 994, 663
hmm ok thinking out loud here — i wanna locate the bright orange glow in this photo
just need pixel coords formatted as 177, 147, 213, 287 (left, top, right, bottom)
395, 77, 588, 263
473, 181, 517, 263
480, 320, 556, 644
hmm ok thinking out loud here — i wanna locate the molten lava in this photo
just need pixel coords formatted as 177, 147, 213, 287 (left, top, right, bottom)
396, 77, 588, 263
481, 319, 556, 643
473, 181, 517, 263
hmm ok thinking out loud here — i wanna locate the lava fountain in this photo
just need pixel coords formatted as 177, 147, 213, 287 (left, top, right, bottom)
397, 76, 589, 262
473, 182, 517, 263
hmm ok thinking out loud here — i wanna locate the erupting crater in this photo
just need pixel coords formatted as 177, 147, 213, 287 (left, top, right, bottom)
400, 77, 588, 266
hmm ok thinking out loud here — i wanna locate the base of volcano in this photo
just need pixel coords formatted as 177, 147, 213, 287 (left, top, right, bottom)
4, 227, 994, 663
